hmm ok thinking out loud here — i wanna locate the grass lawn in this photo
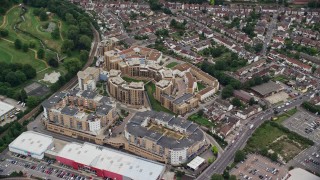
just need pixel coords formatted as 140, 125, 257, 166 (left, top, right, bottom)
166, 62, 179, 69
0, 16, 3, 27
273, 75, 289, 83
0, 40, 47, 71
188, 113, 214, 127
197, 82, 206, 91
122, 76, 147, 83
145, 82, 175, 114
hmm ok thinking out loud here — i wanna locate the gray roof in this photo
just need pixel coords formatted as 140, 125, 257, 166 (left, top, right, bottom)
155, 111, 174, 122
68, 88, 80, 96
130, 111, 156, 125
99, 96, 112, 105
81, 90, 97, 99
61, 107, 79, 116
168, 117, 192, 129
42, 92, 67, 108
161, 94, 175, 101
96, 105, 113, 115
251, 81, 283, 96
173, 93, 193, 105
186, 123, 198, 133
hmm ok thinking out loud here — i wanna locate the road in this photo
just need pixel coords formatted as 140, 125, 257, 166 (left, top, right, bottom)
261, 10, 278, 56
197, 92, 315, 179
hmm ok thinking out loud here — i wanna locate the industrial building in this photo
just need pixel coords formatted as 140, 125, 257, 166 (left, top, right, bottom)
0, 101, 15, 122
9, 131, 54, 159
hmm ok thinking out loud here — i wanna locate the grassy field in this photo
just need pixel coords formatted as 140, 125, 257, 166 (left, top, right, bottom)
166, 62, 179, 69
0, 40, 46, 72
197, 82, 206, 91
19, 7, 63, 51
188, 113, 214, 127
245, 121, 311, 162
145, 82, 174, 114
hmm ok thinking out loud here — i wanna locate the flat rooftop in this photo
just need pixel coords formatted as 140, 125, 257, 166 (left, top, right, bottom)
9, 131, 53, 155
57, 142, 165, 180
0, 101, 14, 117
251, 81, 283, 96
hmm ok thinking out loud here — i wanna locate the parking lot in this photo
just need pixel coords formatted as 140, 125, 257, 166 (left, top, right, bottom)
282, 111, 320, 144
0, 153, 93, 180
231, 154, 288, 180
0, 95, 27, 126
287, 146, 320, 174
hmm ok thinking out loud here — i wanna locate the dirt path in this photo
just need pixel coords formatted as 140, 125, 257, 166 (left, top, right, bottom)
0, 5, 18, 28
0, 37, 49, 69
58, 21, 64, 41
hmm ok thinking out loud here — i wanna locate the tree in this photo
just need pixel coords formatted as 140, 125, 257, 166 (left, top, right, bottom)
26, 96, 41, 108
210, 0, 215, 5
61, 39, 74, 54
234, 150, 246, 163
229, 175, 237, 180
198, 109, 204, 117
63, 58, 81, 74
22, 64, 36, 79
20, 89, 28, 102
37, 49, 45, 59
211, 145, 218, 155
254, 43, 263, 53
79, 50, 89, 62
0, 29, 9, 37
221, 85, 234, 99
39, 11, 48, 21
211, 174, 224, 180
249, 97, 256, 106
14, 39, 22, 49
5, 72, 19, 86
270, 152, 278, 162
223, 170, 230, 179
51, 28, 60, 39
22, 43, 29, 52
231, 98, 242, 107
15, 71, 27, 84
48, 58, 59, 68
79, 35, 92, 50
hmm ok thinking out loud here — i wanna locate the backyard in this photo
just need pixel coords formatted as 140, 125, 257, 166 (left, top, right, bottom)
188, 112, 214, 128
166, 62, 179, 69
197, 82, 206, 91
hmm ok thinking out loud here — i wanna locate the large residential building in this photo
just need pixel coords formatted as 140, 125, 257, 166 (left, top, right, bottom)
124, 111, 207, 165
41, 89, 118, 144
108, 74, 147, 107
77, 67, 100, 91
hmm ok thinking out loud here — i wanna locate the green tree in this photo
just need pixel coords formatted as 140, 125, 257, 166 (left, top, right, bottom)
79, 35, 92, 50
211, 174, 224, 180
20, 89, 28, 102
26, 96, 41, 108
80, 50, 89, 62
51, 28, 60, 39
22, 64, 36, 79
223, 170, 230, 179
48, 58, 59, 68
221, 85, 234, 99
249, 97, 256, 106
14, 39, 22, 49
22, 43, 29, 52
208, 157, 214, 164
5, 72, 19, 86
0, 29, 9, 37
229, 175, 237, 180
270, 152, 278, 162
210, 0, 215, 5
234, 150, 246, 163
39, 11, 48, 21
61, 39, 74, 54
211, 145, 218, 155
37, 49, 45, 59
15, 71, 27, 84
63, 58, 81, 74
231, 98, 242, 107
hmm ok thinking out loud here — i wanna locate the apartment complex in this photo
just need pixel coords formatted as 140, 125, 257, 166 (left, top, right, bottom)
41, 89, 118, 144
77, 67, 100, 91
124, 111, 207, 165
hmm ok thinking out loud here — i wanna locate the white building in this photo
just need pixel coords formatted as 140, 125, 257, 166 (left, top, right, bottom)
0, 101, 15, 122
9, 131, 54, 159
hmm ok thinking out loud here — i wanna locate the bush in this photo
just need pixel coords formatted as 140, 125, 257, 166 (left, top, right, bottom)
0, 29, 9, 37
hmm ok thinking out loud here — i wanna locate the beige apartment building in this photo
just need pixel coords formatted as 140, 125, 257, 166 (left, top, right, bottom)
77, 67, 100, 91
